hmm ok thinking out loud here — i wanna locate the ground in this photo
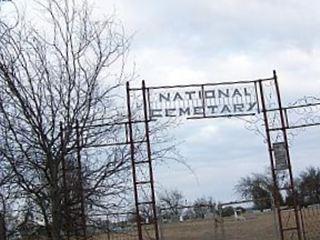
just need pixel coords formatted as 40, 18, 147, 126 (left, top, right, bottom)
93, 208, 320, 240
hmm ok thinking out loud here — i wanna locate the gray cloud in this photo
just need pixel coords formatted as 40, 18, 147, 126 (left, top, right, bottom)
15, 0, 319, 202
99, 0, 320, 202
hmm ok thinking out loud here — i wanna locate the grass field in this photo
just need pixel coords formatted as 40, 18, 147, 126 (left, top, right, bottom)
160, 212, 277, 240
93, 208, 320, 240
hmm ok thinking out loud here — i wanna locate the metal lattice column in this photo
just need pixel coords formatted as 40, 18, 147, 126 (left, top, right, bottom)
259, 71, 302, 240
126, 81, 160, 240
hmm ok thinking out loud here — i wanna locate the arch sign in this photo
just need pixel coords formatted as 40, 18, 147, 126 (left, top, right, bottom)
126, 71, 303, 240
148, 82, 258, 119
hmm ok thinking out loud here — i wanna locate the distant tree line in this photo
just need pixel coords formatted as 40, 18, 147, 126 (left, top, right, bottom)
151, 166, 320, 223
155, 189, 246, 220
235, 166, 320, 210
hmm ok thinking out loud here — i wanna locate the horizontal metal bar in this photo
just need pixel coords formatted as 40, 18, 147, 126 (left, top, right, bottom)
159, 204, 211, 211
137, 201, 154, 205
187, 113, 256, 120
220, 197, 275, 207
269, 127, 282, 131
90, 212, 135, 217
220, 199, 255, 207
135, 181, 151, 185
135, 160, 150, 164
264, 101, 320, 112
81, 140, 146, 148
279, 206, 298, 211
80, 119, 154, 129
269, 122, 320, 131
129, 77, 274, 91
287, 122, 320, 130
282, 227, 298, 232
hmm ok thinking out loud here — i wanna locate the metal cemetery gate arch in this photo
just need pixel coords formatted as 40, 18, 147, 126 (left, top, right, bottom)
126, 71, 304, 240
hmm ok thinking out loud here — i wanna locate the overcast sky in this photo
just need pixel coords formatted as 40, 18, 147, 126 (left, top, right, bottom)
98, 0, 320, 202
100, 0, 320, 203
5, 0, 320, 203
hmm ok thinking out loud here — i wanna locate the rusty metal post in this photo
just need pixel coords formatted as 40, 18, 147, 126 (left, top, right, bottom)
76, 120, 87, 240
258, 79, 284, 240
0, 212, 6, 240
60, 122, 71, 240
142, 80, 160, 240
201, 84, 206, 118
299, 206, 307, 240
106, 214, 111, 240
273, 70, 302, 240
126, 82, 143, 240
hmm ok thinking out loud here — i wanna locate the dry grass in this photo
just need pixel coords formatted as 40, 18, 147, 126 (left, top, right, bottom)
90, 208, 320, 240
160, 212, 277, 240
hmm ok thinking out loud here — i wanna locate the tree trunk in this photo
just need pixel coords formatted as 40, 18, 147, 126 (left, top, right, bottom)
0, 213, 6, 240
50, 158, 62, 240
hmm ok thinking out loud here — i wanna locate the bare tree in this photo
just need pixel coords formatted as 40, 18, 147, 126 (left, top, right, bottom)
158, 189, 185, 220
0, 0, 133, 239
286, 166, 320, 207
235, 172, 283, 211
193, 197, 216, 219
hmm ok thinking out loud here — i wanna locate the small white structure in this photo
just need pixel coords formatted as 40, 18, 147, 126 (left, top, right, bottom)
179, 208, 194, 222
234, 209, 246, 221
